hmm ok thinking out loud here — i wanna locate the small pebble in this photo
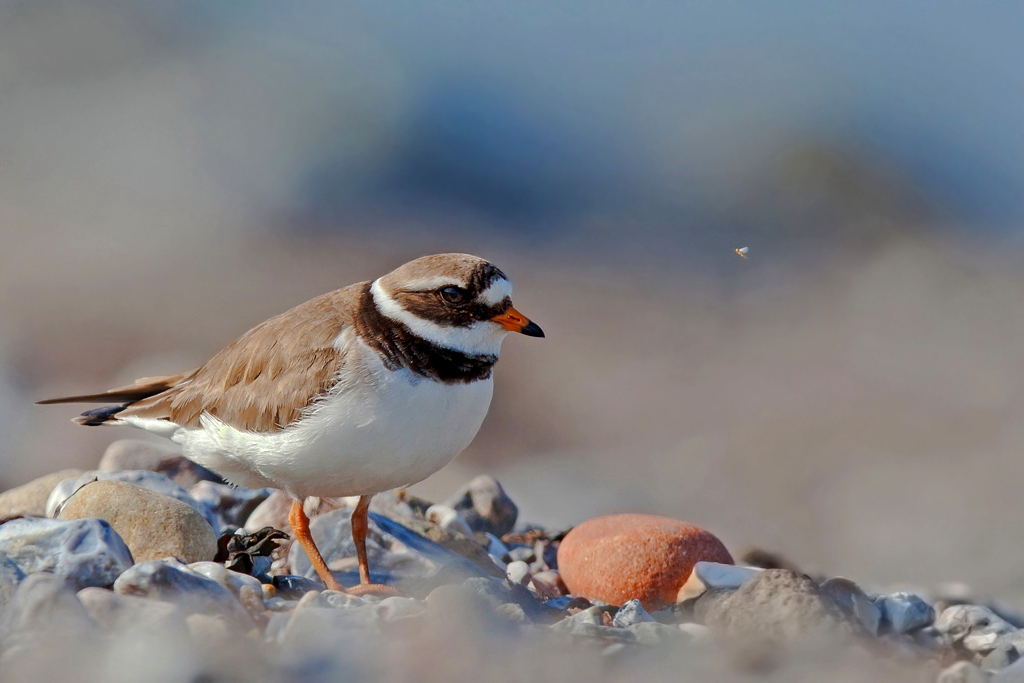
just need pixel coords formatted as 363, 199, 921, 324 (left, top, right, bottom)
506, 560, 532, 586
874, 591, 935, 634
613, 599, 657, 628
444, 475, 519, 537
425, 504, 475, 538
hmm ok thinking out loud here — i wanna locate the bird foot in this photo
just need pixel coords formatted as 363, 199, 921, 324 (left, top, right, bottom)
344, 583, 404, 598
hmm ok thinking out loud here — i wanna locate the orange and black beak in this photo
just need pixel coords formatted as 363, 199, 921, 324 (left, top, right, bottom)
490, 306, 544, 337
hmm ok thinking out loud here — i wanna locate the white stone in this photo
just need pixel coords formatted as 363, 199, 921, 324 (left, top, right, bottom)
505, 560, 532, 586
425, 504, 474, 538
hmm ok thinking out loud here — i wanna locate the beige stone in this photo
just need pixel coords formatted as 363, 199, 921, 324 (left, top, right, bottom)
58, 480, 217, 563
0, 469, 85, 520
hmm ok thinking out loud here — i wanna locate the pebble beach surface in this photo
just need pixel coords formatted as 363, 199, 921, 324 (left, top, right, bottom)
0, 439, 1018, 683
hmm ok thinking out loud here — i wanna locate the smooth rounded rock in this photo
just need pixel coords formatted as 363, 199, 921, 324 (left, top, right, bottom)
58, 480, 217, 563
0, 469, 85, 520
47, 469, 219, 532
0, 517, 132, 589
557, 513, 733, 610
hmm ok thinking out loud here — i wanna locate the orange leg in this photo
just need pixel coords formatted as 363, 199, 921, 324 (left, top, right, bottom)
344, 494, 401, 597
289, 499, 343, 592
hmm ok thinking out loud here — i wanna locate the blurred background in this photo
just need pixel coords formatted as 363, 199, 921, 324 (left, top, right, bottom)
3, 0, 1024, 607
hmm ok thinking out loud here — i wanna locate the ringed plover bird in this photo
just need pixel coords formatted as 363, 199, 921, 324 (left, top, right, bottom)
39, 253, 543, 594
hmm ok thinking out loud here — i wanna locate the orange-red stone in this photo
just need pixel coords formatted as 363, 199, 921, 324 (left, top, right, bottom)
557, 513, 733, 610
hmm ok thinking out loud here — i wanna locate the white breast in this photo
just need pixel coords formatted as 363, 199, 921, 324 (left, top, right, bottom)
162, 339, 494, 498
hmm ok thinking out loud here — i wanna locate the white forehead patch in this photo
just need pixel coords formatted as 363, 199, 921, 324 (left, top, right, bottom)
479, 278, 512, 306
370, 279, 508, 356
403, 275, 467, 292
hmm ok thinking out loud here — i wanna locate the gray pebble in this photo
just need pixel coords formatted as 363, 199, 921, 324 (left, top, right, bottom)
613, 599, 656, 628
0, 517, 132, 590
874, 591, 935, 634
444, 475, 518, 537
113, 558, 251, 626
819, 577, 882, 635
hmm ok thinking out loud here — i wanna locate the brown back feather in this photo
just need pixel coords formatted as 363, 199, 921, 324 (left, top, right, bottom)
105, 284, 363, 432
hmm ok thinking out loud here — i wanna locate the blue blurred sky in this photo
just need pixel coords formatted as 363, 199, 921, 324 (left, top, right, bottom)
2, 0, 1023, 252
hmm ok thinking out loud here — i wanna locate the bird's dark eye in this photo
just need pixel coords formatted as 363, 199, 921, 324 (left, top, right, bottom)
439, 286, 468, 304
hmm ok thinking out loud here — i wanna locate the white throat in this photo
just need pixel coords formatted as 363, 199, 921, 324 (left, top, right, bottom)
370, 279, 508, 356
